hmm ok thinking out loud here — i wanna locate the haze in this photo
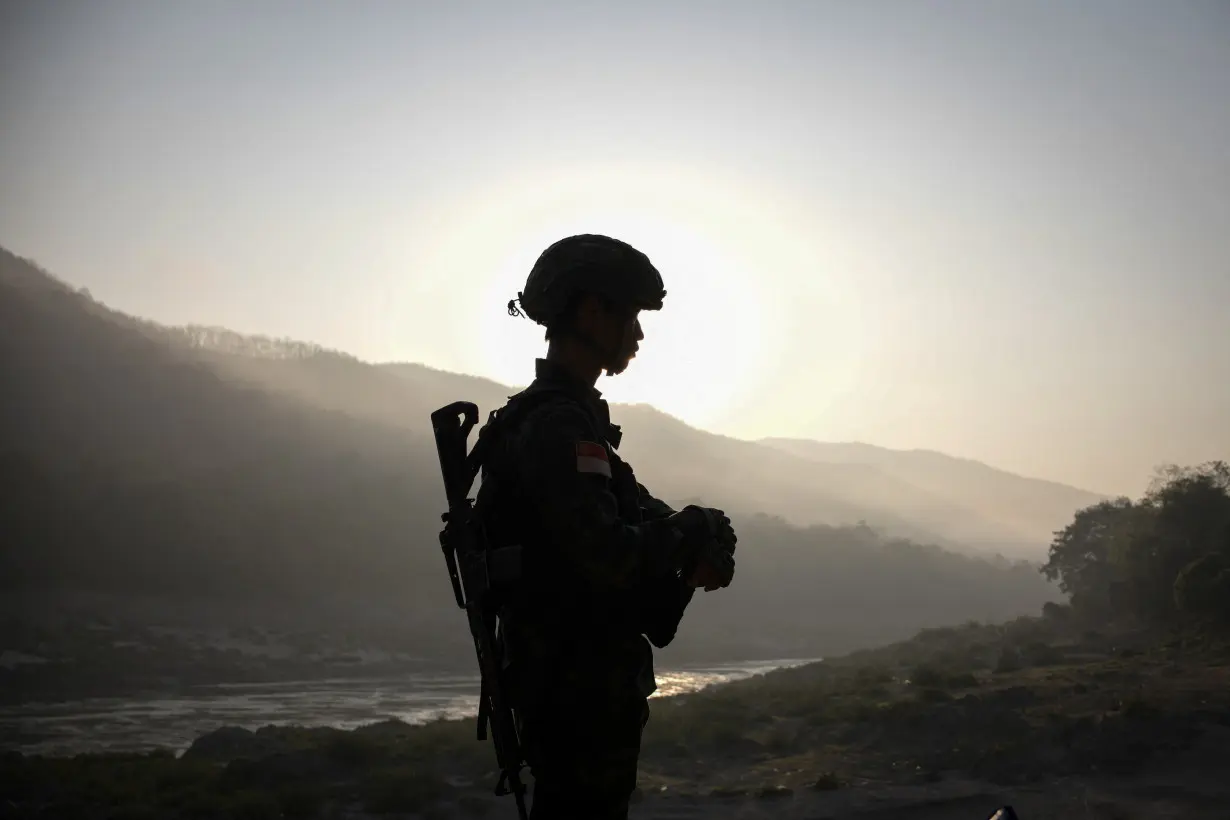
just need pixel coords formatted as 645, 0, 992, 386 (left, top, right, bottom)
2, 0, 1227, 496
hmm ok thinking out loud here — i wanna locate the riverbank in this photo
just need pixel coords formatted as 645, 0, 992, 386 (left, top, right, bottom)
4, 615, 1229, 819
0, 594, 829, 708
0, 659, 815, 757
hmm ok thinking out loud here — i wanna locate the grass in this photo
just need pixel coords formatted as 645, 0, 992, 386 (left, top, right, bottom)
5, 617, 1229, 818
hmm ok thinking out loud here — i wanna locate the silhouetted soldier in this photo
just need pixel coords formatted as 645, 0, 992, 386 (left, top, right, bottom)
476, 234, 738, 819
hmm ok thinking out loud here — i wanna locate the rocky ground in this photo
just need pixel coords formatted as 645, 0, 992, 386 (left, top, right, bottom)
3, 615, 1229, 819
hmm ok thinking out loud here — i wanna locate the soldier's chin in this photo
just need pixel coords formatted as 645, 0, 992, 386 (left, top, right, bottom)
605, 355, 634, 377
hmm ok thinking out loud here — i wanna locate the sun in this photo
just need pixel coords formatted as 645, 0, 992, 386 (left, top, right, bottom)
577, 219, 767, 427
416, 163, 796, 432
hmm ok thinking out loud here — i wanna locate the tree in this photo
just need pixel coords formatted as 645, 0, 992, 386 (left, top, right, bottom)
1173, 553, 1230, 623
1041, 497, 1142, 616
1042, 462, 1230, 625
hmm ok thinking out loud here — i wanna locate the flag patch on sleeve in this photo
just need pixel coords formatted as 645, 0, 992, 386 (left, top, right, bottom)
576, 441, 612, 478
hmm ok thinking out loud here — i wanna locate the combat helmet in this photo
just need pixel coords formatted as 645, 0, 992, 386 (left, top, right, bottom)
510, 234, 666, 328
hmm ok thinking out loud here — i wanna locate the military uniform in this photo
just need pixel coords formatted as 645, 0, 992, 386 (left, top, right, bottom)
477, 358, 695, 819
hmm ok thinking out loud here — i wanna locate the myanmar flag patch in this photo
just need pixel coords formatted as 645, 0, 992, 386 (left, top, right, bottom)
576, 441, 612, 478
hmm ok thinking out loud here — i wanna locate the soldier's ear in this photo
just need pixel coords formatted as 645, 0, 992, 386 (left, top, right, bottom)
573, 293, 603, 326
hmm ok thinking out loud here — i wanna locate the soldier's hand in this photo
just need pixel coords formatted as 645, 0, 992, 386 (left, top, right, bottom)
687, 547, 735, 591
668, 505, 736, 549
708, 508, 737, 554
666, 506, 738, 587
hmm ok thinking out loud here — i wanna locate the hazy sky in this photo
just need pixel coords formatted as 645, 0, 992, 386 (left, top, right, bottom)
2, 1, 1228, 496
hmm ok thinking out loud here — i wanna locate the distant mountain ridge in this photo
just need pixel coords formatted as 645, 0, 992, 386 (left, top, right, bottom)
759, 438, 1107, 548
137, 325, 1089, 554
357, 370, 1104, 555
328, 362, 1101, 554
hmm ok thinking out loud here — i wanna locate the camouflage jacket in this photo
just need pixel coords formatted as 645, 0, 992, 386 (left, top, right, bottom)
476, 359, 695, 697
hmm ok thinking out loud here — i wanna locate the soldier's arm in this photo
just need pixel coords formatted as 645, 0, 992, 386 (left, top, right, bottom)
639, 570, 695, 647
626, 470, 696, 647
636, 482, 676, 521
517, 403, 681, 590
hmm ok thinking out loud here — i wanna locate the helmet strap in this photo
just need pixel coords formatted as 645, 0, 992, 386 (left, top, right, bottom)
576, 328, 622, 374
540, 296, 636, 377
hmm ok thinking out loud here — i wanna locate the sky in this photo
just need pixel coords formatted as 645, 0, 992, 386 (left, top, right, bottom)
2, 0, 1228, 496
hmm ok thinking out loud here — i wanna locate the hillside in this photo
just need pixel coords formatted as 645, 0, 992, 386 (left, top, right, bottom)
122, 304, 1102, 556
169, 351, 996, 551
608, 407, 1035, 555
1, 247, 1059, 680
158, 340, 1097, 556
0, 250, 451, 623
762, 439, 1108, 547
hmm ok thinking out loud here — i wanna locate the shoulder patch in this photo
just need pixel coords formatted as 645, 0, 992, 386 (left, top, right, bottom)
576, 441, 612, 477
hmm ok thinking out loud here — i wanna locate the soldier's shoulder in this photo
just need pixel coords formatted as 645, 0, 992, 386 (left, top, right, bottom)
501, 393, 599, 475
517, 390, 595, 434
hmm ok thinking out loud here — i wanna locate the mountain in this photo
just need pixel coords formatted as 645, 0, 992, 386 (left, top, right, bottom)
92, 291, 1100, 555
0, 249, 451, 621
0, 246, 1060, 675
167, 330, 1086, 555
760, 439, 1107, 548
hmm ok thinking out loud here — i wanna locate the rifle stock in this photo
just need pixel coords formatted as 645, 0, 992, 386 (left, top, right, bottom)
430, 401, 529, 820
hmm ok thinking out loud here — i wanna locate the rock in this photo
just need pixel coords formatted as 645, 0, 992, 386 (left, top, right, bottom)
183, 725, 297, 761
811, 772, 845, 791
183, 726, 262, 761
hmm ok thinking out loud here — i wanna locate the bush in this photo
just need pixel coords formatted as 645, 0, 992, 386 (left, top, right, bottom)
811, 772, 846, 791
1020, 641, 1065, 667
854, 665, 894, 687
277, 785, 330, 818
995, 648, 1022, 674
1042, 601, 1073, 621
917, 687, 953, 704
325, 733, 388, 767
225, 790, 283, 820
909, 664, 946, 687
360, 767, 454, 814
1119, 697, 1161, 720
1174, 554, 1230, 622
945, 672, 980, 689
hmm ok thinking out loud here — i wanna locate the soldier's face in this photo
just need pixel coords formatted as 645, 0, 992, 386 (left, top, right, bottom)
609, 310, 644, 375
581, 297, 643, 375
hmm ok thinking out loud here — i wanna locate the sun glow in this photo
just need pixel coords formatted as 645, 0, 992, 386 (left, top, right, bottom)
410, 162, 865, 436
418, 165, 789, 430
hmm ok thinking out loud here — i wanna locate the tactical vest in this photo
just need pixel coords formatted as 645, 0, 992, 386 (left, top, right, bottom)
470, 384, 647, 635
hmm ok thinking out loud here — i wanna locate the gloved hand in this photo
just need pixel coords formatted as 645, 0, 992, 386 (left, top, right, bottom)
667, 505, 737, 552
688, 548, 735, 591
665, 505, 738, 590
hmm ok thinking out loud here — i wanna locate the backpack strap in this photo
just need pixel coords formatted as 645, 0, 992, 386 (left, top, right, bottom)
465, 384, 572, 745
467, 384, 575, 526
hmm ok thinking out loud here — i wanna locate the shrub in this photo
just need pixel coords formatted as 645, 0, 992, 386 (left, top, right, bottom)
995, 648, 1022, 674
360, 767, 453, 814
909, 664, 946, 687
811, 772, 846, 791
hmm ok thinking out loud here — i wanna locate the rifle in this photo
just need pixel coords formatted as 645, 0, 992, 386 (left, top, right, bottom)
430, 401, 528, 820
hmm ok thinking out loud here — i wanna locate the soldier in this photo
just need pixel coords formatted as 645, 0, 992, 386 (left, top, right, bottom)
476, 234, 738, 819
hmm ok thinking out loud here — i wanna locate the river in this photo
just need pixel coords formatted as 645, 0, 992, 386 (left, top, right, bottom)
0, 658, 817, 756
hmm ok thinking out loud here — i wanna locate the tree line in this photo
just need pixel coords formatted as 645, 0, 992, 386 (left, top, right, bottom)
1041, 461, 1230, 626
